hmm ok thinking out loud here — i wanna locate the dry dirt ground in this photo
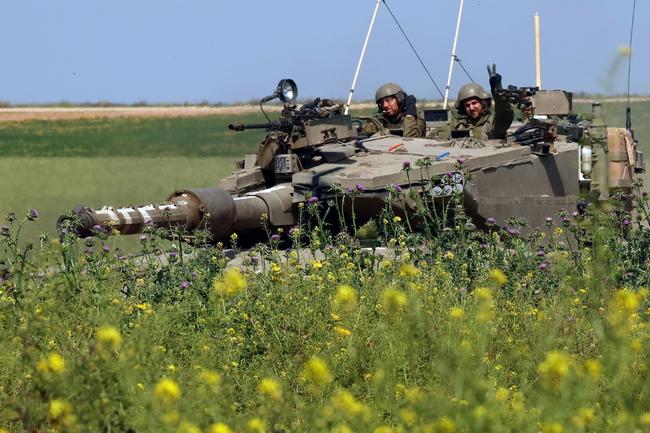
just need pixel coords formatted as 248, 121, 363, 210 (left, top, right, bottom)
1, 97, 649, 122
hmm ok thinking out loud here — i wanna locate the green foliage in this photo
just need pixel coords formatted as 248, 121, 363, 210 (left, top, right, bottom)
1, 174, 650, 432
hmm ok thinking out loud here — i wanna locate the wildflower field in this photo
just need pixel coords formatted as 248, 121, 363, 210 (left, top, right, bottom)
1, 102, 650, 432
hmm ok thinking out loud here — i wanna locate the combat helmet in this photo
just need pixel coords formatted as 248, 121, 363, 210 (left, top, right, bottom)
455, 83, 491, 113
375, 83, 406, 108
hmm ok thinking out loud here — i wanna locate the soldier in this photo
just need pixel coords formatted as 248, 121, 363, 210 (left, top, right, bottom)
452, 64, 514, 140
363, 83, 426, 138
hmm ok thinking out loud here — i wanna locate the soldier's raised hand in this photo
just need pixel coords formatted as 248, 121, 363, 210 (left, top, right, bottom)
487, 63, 502, 91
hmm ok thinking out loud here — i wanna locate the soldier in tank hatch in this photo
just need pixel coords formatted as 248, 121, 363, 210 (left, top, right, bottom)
363, 83, 426, 138
452, 64, 514, 140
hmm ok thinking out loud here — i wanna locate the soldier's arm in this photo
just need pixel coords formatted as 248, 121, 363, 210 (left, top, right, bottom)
491, 89, 514, 139
363, 118, 381, 136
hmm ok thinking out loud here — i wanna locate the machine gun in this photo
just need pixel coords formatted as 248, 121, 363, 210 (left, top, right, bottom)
495, 85, 538, 118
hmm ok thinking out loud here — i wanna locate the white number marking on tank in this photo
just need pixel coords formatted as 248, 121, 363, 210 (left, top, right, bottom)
138, 205, 156, 224
158, 204, 177, 210
96, 207, 119, 222
117, 208, 135, 225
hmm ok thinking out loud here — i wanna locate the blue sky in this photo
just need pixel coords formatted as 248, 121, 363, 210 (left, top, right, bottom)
0, 0, 647, 104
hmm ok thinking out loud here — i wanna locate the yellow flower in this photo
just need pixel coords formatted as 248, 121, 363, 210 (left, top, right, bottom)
495, 387, 509, 402
399, 262, 419, 277
49, 399, 72, 419
542, 422, 564, 433
331, 389, 369, 418
571, 407, 595, 429
639, 412, 650, 427
538, 350, 571, 386
399, 408, 418, 425
583, 359, 602, 380
199, 369, 221, 387
301, 357, 332, 385
164, 411, 181, 425
179, 421, 203, 433
432, 416, 456, 433
449, 307, 464, 320
155, 378, 181, 404
97, 325, 123, 350
334, 326, 352, 338
209, 422, 233, 433
37, 352, 65, 375
489, 268, 507, 286
213, 268, 247, 297
258, 377, 282, 400
382, 288, 407, 314
393, 216, 402, 223
611, 288, 639, 314
333, 285, 357, 312
444, 251, 455, 260
246, 418, 266, 433
311, 260, 323, 270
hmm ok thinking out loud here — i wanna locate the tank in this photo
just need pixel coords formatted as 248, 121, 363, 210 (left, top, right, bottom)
57, 79, 646, 244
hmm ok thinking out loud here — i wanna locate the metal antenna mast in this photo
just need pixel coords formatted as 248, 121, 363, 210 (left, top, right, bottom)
344, 0, 382, 115
443, 0, 465, 109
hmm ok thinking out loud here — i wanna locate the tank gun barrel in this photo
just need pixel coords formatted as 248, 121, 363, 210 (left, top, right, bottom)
57, 187, 285, 243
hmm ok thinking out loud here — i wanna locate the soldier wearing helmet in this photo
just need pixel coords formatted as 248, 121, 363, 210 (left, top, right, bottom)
452, 64, 514, 140
363, 83, 426, 138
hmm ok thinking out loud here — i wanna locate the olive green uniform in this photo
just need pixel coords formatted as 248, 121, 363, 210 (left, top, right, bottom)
363, 112, 426, 138
452, 91, 514, 140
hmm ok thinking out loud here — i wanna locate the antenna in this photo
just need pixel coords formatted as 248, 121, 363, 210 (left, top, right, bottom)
344, 0, 382, 116
443, 0, 465, 109
625, 0, 637, 133
534, 12, 542, 89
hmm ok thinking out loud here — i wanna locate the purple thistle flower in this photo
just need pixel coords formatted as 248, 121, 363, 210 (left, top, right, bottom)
538, 262, 548, 270
572, 211, 579, 217
623, 219, 631, 226
191, 271, 198, 279
271, 234, 281, 242
308, 196, 319, 204
139, 234, 147, 242
29, 209, 39, 220
486, 217, 496, 226
102, 244, 110, 252
355, 183, 365, 192
545, 216, 553, 224
562, 216, 571, 225
507, 227, 520, 236
1, 225, 9, 236
169, 251, 178, 258
392, 184, 403, 193
180, 281, 190, 289
93, 224, 103, 232
536, 250, 546, 257
402, 160, 411, 170
457, 158, 466, 165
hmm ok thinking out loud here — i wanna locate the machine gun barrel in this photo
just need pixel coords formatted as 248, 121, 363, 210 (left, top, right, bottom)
57, 187, 282, 243
228, 119, 293, 131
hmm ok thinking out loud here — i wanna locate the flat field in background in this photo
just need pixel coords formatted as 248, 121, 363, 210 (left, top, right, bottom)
0, 101, 648, 241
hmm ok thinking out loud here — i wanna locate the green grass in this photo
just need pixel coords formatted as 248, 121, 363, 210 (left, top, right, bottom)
0, 114, 267, 157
